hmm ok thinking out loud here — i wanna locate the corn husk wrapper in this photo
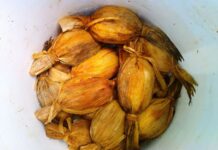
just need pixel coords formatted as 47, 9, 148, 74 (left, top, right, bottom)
30, 29, 100, 76
118, 48, 130, 67
139, 99, 173, 139
36, 63, 71, 107
72, 48, 119, 79
66, 119, 91, 150
48, 63, 71, 82
153, 80, 168, 98
80, 144, 101, 150
141, 24, 183, 62
36, 73, 61, 107
118, 56, 154, 114
58, 15, 90, 32
110, 141, 125, 150
50, 29, 101, 66
56, 111, 72, 133
35, 106, 59, 124
83, 111, 97, 120
90, 101, 125, 150
87, 5, 142, 44
46, 78, 115, 123
30, 51, 56, 76
128, 37, 197, 103
139, 79, 182, 139
52, 63, 71, 73
45, 122, 67, 140
117, 54, 156, 150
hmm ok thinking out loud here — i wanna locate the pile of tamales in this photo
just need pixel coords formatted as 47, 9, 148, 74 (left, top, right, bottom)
30, 5, 197, 150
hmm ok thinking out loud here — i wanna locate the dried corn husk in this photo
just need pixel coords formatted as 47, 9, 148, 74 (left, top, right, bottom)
87, 5, 142, 44
141, 24, 183, 62
128, 37, 197, 102
118, 51, 159, 150
30, 29, 100, 76
118, 48, 129, 67
83, 111, 97, 120
46, 78, 115, 123
36, 72, 61, 107
58, 15, 90, 32
30, 51, 56, 76
71, 48, 119, 79
118, 56, 154, 114
112, 141, 125, 150
56, 111, 72, 133
45, 122, 67, 140
51, 29, 100, 66
52, 63, 71, 73
35, 106, 58, 124
139, 79, 181, 139
80, 144, 101, 150
153, 80, 167, 98
139, 98, 174, 139
48, 63, 71, 82
90, 101, 125, 150
66, 119, 91, 150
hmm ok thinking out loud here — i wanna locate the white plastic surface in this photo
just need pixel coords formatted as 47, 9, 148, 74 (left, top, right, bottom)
0, 0, 218, 150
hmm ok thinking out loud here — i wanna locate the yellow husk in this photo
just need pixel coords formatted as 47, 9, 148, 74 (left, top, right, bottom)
46, 78, 115, 123
80, 144, 101, 150
118, 48, 130, 67
56, 111, 72, 133
29, 51, 56, 76
117, 53, 157, 150
35, 106, 50, 123
45, 122, 67, 140
30, 29, 100, 76
128, 37, 197, 102
53, 63, 71, 73
66, 119, 91, 150
141, 24, 183, 62
90, 101, 125, 150
58, 15, 90, 32
36, 73, 62, 107
48, 64, 71, 82
139, 98, 174, 139
88, 5, 142, 44
83, 111, 97, 120
50, 29, 101, 66
139, 79, 182, 139
118, 56, 154, 113
111, 141, 125, 150
71, 48, 119, 79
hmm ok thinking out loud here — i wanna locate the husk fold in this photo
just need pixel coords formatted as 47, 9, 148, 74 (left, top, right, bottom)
46, 78, 115, 123
90, 101, 125, 150
71, 48, 119, 79
30, 29, 100, 76
126, 37, 197, 103
117, 52, 156, 149
139, 80, 182, 139
80, 144, 101, 150
87, 5, 142, 44
66, 119, 91, 150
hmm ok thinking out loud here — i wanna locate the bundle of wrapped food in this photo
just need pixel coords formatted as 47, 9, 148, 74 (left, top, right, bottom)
30, 5, 197, 150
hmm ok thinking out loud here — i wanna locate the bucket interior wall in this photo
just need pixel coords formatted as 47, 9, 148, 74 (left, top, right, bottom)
0, 0, 218, 150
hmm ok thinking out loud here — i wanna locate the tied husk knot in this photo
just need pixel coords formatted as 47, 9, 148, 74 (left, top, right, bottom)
126, 113, 138, 122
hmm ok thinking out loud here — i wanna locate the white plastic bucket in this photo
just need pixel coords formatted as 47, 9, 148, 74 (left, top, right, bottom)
0, 0, 218, 150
